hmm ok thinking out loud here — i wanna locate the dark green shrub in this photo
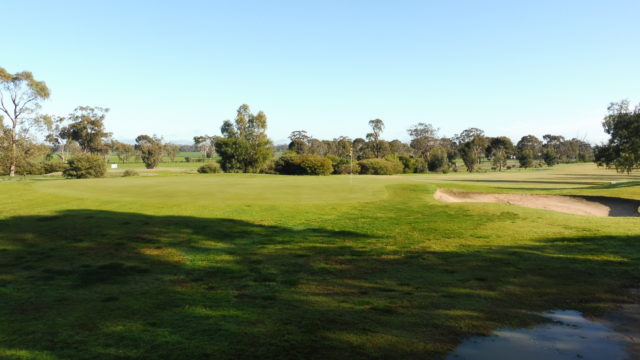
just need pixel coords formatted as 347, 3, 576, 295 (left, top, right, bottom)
358, 158, 403, 175
260, 159, 277, 174
15, 161, 45, 175
275, 154, 333, 175
427, 147, 449, 172
122, 169, 139, 177
197, 163, 222, 173
518, 150, 535, 168
334, 162, 360, 175
414, 158, 428, 173
63, 154, 106, 179
542, 148, 558, 166
43, 161, 68, 174
398, 155, 416, 173
326, 155, 359, 174
274, 153, 304, 174
298, 155, 333, 175
184, 156, 192, 163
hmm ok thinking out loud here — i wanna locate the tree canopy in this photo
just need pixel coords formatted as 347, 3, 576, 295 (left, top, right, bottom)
214, 104, 273, 173
594, 100, 640, 174
60, 106, 111, 154
0, 67, 50, 176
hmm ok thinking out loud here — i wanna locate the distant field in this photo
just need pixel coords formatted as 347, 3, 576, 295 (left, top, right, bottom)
1, 163, 638, 359
106, 151, 214, 169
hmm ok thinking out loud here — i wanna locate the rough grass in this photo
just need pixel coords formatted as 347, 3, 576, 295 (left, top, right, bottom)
0, 163, 638, 359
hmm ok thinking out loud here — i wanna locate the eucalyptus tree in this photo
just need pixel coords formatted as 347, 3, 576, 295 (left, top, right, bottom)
288, 130, 311, 154
61, 106, 112, 154
193, 135, 215, 159
112, 140, 136, 163
0, 67, 50, 176
366, 118, 385, 158
456, 128, 487, 171
408, 122, 439, 161
214, 104, 273, 173
42, 114, 69, 161
594, 100, 640, 174
164, 143, 180, 162
135, 135, 163, 169
332, 136, 353, 158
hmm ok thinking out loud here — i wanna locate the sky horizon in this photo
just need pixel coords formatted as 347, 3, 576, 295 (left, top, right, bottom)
3, 0, 639, 145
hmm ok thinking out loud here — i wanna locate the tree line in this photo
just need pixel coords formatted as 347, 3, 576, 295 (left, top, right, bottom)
1, 66, 637, 177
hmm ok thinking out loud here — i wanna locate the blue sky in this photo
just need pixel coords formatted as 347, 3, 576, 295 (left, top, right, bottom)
3, 0, 639, 144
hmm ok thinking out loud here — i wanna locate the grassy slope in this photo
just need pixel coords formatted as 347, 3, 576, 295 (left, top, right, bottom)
0, 163, 638, 359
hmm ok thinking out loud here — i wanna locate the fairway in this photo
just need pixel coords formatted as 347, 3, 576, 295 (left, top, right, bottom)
1, 163, 639, 359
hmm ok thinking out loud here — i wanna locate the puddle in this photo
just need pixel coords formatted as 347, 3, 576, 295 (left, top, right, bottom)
447, 310, 632, 360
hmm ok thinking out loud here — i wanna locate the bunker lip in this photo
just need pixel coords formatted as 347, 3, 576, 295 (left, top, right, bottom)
434, 189, 640, 217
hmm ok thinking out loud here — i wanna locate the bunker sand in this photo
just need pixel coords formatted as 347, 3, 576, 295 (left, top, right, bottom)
434, 189, 640, 217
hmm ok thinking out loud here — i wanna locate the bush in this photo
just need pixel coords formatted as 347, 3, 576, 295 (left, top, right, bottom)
197, 162, 222, 174
14, 161, 45, 176
398, 155, 416, 173
518, 150, 535, 168
275, 154, 333, 175
63, 154, 106, 179
43, 161, 68, 174
299, 155, 333, 175
334, 162, 360, 175
358, 158, 403, 175
184, 156, 192, 163
427, 147, 449, 172
122, 169, 139, 177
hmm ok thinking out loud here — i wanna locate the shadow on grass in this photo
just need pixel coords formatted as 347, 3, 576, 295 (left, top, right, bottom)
0, 210, 638, 359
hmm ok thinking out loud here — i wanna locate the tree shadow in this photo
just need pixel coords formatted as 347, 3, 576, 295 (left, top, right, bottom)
0, 210, 638, 359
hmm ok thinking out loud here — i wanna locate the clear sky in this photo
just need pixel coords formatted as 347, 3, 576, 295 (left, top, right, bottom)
3, 0, 639, 144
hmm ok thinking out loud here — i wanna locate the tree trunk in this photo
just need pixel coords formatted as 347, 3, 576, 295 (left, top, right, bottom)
9, 127, 16, 177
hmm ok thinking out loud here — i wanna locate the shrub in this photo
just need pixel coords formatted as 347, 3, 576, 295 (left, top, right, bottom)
427, 147, 449, 172
358, 158, 403, 175
518, 150, 535, 168
43, 161, 68, 174
326, 155, 359, 175
298, 155, 333, 175
275, 154, 333, 175
63, 154, 106, 179
184, 156, 192, 163
398, 155, 416, 173
334, 162, 360, 175
260, 159, 277, 174
14, 161, 45, 176
122, 169, 139, 177
197, 162, 222, 173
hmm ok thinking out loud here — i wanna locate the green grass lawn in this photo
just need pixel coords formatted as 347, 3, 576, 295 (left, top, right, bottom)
0, 163, 638, 359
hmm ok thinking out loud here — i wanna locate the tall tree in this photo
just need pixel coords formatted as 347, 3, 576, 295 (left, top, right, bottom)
408, 123, 439, 161
459, 141, 478, 172
594, 100, 640, 174
0, 67, 50, 176
42, 114, 70, 162
61, 106, 111, 154
486, 136, 514, 158
214, 104, 273, 173
288, 130, 311, 154
516, 135, 542, 160
135, 135, 163, 169
112, 140, 136, 163
193, 135, 215, 159
164, 143, 180, 162
456, 128, 487, 167
366, 119, 385, 158
332, 136, 352, 158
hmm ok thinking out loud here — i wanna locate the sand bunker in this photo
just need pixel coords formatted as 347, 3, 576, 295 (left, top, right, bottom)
434, 189, 640, 217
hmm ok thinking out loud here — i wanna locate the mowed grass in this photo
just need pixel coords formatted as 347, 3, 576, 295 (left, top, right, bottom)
0, 163, 639, 359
